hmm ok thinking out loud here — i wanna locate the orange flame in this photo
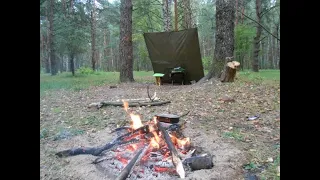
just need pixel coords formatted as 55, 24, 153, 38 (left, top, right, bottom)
150, 137, 160, 149
122, 100, 129, 112
169, 134, 177, 144
176, 137, 190, 149
127, 144, 138, 152
153, 116, 158, 124
169, 135, 190, 149
152, 131, 161, 144
129, 113, 143, 130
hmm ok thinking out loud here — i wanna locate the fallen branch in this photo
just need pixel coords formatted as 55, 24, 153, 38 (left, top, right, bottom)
56, 126, 149, 158
56, 138, 139, 157
157, 121, 185, 178
89, 101, 171, 109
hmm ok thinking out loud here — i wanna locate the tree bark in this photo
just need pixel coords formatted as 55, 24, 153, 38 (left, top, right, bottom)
174, 0, 178, 31
162, 0, 173, 32
48, 0, 57, 75
252, 0, 262, 72
209, 0, 235, 79
182, 0, 193, 29
70, 53, 75, 76
91, 0, 97, 71
119, 0, 134, 82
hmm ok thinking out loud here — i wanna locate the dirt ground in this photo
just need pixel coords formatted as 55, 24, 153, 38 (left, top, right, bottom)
40, 79, 280, 180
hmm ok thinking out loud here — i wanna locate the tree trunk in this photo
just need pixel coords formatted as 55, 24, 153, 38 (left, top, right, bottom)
48, 0, 57, 75
182, 0, 193, 29
91, 0, 97, 71
268, 36, 273, 69
252, 0, 262, 72
174, 0, 178, 31
60, 54, 65, 72
70, 53, 75, 76
119, 0, 134, 82
162, 0, 172, 32
208, 0, 235, 79
235, 0, 238, 25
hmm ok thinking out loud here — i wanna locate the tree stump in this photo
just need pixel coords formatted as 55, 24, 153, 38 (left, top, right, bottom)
220, 61, 240, 82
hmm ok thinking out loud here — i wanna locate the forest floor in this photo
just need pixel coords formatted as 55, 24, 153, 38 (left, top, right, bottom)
40, 71, 280, 180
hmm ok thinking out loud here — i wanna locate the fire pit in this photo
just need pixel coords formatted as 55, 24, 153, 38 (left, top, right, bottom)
56, 101, 214, 179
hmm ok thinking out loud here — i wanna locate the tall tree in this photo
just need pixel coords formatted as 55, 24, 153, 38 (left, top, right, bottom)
48, 0, 58, 75
90, 0, 97, 71
252, 0, 262, 72
162, 0, 173, 31
182, 0, 193, 29
119, 0, 134, 82
201, 0, 235, 81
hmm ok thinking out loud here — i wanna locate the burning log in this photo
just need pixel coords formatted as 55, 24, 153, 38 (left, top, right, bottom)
88, 101, 171, 109
56, 138, 139, 158
157, 121, 186, 178
56, 126, 149, 158
116, 144, 150, 180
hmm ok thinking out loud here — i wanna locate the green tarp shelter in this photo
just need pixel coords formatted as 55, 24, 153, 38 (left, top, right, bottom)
143, 28, 204, 84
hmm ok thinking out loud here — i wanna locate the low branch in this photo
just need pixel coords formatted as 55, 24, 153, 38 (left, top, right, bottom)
237, 9, 280, 41
260, 5, 279, 18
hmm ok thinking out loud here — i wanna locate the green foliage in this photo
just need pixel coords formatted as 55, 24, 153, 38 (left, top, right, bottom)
244, 162, 257, 170
235, 24, 255, 67
53, 127, 85, 141
239, 70, 280, 81
260, 155, 280, 180
40, 128, 48, 139
202, 56, 212, 70
77, 67, 94, 75
223, 129, 244, 141
40, 71, 155, 94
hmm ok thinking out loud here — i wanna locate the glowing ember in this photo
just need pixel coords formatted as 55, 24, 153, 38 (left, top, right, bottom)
129, 114, 143, 130
154, 166, 176, 174
127, 144, 138, 152
116, 155, 128, 165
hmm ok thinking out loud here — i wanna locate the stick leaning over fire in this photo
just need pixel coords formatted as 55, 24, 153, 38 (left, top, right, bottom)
157, 120, 186, 179
115, 143, 150, 180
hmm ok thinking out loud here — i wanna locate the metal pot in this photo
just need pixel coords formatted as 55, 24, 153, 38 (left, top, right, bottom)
155, 113, 180, 124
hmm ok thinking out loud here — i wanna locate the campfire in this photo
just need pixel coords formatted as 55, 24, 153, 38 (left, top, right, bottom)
56, 100, 213, 179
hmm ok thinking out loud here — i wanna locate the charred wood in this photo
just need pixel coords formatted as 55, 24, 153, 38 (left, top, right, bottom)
157, 121, 186, 178
116, 144, 150, 180
183, 154, 214, 170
